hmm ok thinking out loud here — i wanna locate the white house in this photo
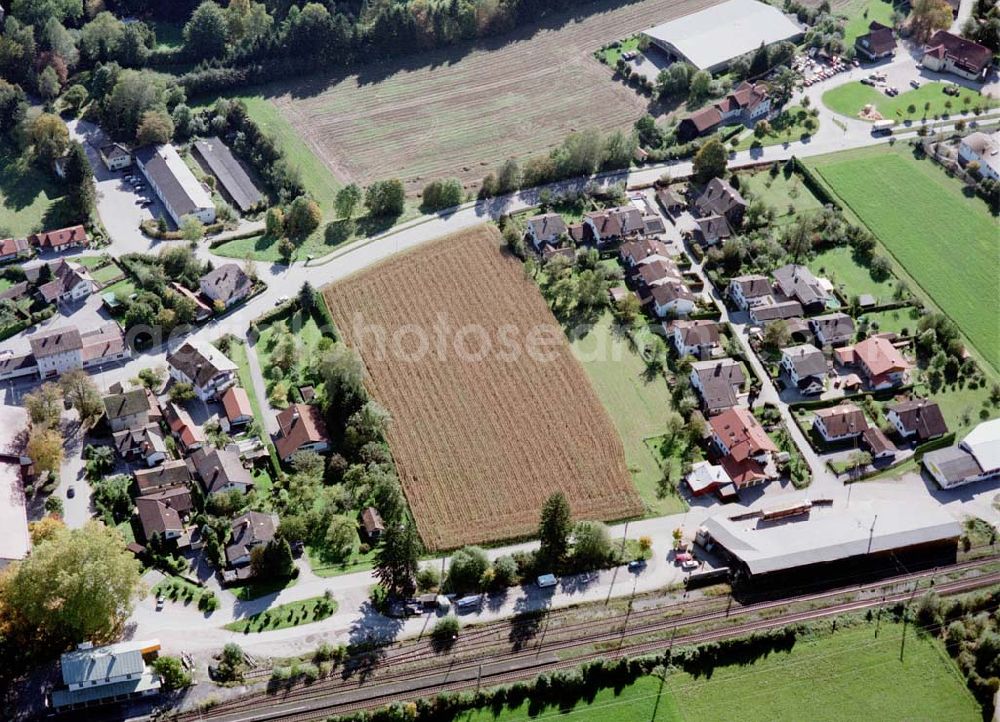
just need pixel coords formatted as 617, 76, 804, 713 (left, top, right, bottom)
50, 639, 162, 710
649, 282, 697, 318
727, 274, 772, 310
135, 144, 215, 226
812, 404, 868, 443
958, 131, 1000, 181
166, 339, 237, 401
779, 344, 827, 395
99, 143, 132, 171
524, 213, 567, 248
671, 319, 720, 358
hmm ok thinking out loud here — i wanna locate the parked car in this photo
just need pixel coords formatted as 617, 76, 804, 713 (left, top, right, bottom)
681, 559, 700, 571
155, 595, 165, 611
627, 559, 647, 572
455, 594, 483, 613
66, 485, 75, 498
674, 552, 693, 564
910, 80, 920, 89
276, 295, 289, 305
536, 573, 557, 588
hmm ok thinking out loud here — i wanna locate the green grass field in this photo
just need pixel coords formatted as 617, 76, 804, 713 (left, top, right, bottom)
809, 246, 897, 302
840, 0, 897, 45
570, 315, 685, 516
90, 263, 124, 287
738, 168, 824, 224
456, 622, 979, 721
807, 145, 999, 375
856, 306, 920, 336
823, 81, 995, 122
733, 106, 817, 151
0, 146, 68, 238
224, 594, 336, 632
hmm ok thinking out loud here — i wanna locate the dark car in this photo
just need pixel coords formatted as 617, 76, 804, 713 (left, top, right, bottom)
66, 486, 75, 498
627, 559, 647, 572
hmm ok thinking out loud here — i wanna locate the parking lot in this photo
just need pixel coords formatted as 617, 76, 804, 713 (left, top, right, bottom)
67, 119, 174, 256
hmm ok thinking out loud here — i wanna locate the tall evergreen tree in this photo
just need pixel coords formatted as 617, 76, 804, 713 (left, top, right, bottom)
374, 521, 420, 597
538, 491, 572, 564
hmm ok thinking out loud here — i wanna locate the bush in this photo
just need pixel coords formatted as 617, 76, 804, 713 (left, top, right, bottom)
153, 656, 192, 690
492, 555, 519, 588
416, 565, 441, 592
445, 546, 489, 593
431, 616, 460, 650
421, 178, 464, 211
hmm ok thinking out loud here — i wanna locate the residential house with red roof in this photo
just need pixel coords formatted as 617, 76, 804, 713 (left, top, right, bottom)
709, 407, 779, 488
921, 30, 992, 81
27, 225, 89, 253
275, 403, 330, 462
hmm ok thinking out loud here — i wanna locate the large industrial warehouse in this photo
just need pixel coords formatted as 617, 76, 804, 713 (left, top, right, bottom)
642, 0, 804, 73
700, 499, 961, 590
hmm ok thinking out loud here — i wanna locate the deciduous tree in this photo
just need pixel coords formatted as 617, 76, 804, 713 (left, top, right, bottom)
60, 369, 103, 426
692, 138, 728, 184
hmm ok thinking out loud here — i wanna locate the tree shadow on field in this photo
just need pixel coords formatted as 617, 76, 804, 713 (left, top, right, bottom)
280, 0, 649, 100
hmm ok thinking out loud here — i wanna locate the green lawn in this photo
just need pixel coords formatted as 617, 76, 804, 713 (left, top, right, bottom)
916, 381, 994, 438
857, 306, 920, 336
738, 168, 824, 224
102, 278, 137, 301
595, 35, 640, 66
90, 262, 124, 287
71, 255, 108, 269
224, 594, 336, 633
306, 541, 378, 578
230, 575, 297, 602
823, 81, 995, 122
807, 145, 999, 375
456, 622, 979, 721
732, 106, 818, 151
0, 145, 69, 238
841, 0, 897, 45
569, 315, 686, 516
809, 246, 897, 302
256, 308, 324, 388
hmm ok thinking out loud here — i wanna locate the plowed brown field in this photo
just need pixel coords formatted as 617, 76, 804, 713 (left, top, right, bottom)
267, 0, 719, 193
323, 226, 642, 550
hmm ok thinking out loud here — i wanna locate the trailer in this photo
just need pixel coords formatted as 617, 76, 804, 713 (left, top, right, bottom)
684, 566, 731, 589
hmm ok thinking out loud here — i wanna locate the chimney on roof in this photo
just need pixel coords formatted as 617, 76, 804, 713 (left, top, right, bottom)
291, 409, 300, 421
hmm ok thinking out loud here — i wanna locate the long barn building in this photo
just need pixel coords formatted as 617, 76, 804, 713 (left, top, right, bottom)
699, 499, 961, 591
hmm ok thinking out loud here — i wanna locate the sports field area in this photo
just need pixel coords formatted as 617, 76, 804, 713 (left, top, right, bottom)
806, 145, 1000, 375
456, 622, 980, 721
227, 0, 715, 195
323, 226, 642, 550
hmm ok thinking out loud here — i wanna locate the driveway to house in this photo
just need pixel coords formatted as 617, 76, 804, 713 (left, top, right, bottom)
244, 338, 279, 436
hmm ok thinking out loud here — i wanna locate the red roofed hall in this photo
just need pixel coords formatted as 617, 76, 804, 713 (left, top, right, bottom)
28, 225, 89, 252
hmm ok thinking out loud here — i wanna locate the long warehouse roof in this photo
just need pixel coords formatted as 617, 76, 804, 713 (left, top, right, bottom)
703, 500, 961, 575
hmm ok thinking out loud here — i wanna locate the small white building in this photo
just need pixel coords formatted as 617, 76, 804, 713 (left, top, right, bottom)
50, 639, 162, 710
959, 131, 1000, 181
99, 143, 133, 171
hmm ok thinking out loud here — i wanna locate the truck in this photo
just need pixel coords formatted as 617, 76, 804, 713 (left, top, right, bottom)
871, 119, 895, 136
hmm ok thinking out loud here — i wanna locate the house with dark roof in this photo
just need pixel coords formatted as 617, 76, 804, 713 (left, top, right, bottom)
0, 237, 29, 263
749, 300, 804, 325
113, 424, 167, 467
620, 238, 672, 267
27, 225, 88, 253
524, 213, 568, 248
192, 137, 263, 212
772, 264, 829, 313
813, 403, 868, 443
275, 403, 330, 462
690, 358, 746, 413
199, 263, 252, 309
34, 261, 92, 305
632, 257, 683, 292
226, 511, 279, 567
923, 418, 1000, 489
677, 106, 723, 142
134, 459, 191, 495
166, 339, 237, 401
691, 214, 733, 246
855, 21, 895, 61
103, 388, 151, 432
921, 30, 992, 81
695, 178, 747, 226
583, 206, 644, 244
887, 399, 947, 442
135, 144, 215, 226
862, 426, 895, 459
136, 487, 192, 541
647, 281, 697, 318
655, 187, 686, 216
99, 143, 132, 170
677, 81, 770, 141
809, 312, 855, 347
728, 274, 773, 310
188, 446, 254, 496
361, 507, 384, 541
670, 319, 721, 359
779, 344, 827, 395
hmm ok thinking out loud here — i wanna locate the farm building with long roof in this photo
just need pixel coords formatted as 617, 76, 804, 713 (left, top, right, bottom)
642, 0, 804, 72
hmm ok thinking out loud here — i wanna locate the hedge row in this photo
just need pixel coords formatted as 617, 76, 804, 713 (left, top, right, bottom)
790, 156, 841, 210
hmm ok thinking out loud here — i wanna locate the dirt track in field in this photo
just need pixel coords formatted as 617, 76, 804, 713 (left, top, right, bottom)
323, 226, 642, 550
269, 0, 720, 193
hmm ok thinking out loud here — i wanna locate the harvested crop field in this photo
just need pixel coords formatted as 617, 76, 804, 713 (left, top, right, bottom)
263, 0, 718, 193
323, 225, 642, 550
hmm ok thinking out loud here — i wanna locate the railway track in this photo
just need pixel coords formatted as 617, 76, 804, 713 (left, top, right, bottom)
176, 560, 1000, 722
